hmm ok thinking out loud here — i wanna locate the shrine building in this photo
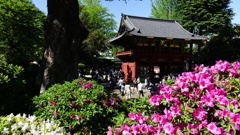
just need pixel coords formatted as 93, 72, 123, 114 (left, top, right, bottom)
110, 14, 207, 83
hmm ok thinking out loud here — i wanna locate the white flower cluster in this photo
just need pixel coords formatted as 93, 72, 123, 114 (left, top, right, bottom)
0, 113, 70, 135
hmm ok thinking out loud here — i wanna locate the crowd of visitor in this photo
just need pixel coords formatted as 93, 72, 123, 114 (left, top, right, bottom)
78, 63, 176, 99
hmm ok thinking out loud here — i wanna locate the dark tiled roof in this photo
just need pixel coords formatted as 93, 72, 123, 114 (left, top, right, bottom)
115, 14, 207, 41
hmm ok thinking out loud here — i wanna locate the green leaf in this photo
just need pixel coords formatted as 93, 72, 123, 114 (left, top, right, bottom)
233, 109, 240, 113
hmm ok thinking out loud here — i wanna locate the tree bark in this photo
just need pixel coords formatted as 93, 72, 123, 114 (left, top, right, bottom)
36, 0, 88, 93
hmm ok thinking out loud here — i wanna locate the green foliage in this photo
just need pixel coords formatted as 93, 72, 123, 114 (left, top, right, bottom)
78, 0, 117, 65
0, 113, 69, 135
79, 0, 117, 37
177, 0, 234, 35
0, 0, 46, 65
0, 0, 46, 115
195, 25, 240, 65
33, 79, 124, 135
79, 29, 110, 65
110, 45, 124, 56
0, 54, 24, 84
151, 0, 181, 20
111, 97, 155, 128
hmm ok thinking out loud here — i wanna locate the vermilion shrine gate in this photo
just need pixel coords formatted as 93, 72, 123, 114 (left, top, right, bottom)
110, 14, 207, 83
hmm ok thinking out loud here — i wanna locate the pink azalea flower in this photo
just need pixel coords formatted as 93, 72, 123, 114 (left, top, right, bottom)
191, 128, 199, 134
163, 122, 175, 134
230, 99, 238, 109
128, 112, 137, 121
82, 126, 87, 133
115, 128, 121, 135
121, 122, 131, 131
170, 105, 181, 117
70, 114, 75, 119
109, 100, 114, 105
69, 102, 77, 107
228, 67, 237, 77
217, 88, 228, 96
107, 126, 113, 135
201, 95, 215, 107
193, 108, 208, 121
76, 115, 83, 120
199, 78, 214, 90
48, 100, 57, 106
160, 85, 174, 94
149, 95, 163, 106
152, 112, 167, 124
78, 80, 83, 84
164, 108, 172, 121
82, 82, 93, 89
53, 112, 59, 117
188, 123, 199, 134
201, 120, 208, 127
122, 130, 132, 135
131, 124, 141, 135
85, 99, 94, 103
230, 113, 240, 130
136, 111, 149, 124
207, 122, 222, 135
222, 108, 231, 119
217, 95, 229, 106
147, 125, 156, 134
140, 124, 152, 134
189, 73, 200, 83
163, 92, 173, 102
214, 110, 223, 118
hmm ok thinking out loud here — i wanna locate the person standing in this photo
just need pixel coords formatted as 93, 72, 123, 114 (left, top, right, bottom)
125, 82, 132, 99
138, 82, 144, 98
120, 83, 125, 97
118, 78, 124, 91
144, 77, 150, 90
133, 77, 139, 93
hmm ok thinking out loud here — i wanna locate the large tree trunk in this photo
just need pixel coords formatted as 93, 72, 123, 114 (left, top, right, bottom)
36, 0, 88, 93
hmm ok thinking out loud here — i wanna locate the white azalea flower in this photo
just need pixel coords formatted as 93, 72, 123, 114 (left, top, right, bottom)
18, 121, 23, 126
30, 123, 36, 130
21, 123, 29, 132
1, 114, 69, 134
22, 113, 26, 118
7, 117, 12, 122
9, 113, 14, 117
2, 127, 9, 135
28, 115, 36, 122
11, 124, 18, 130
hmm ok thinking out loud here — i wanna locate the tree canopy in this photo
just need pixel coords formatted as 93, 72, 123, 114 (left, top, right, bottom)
178, 0, 234, 36
0, 0, 46, 66
151, 0, 180, 20
79, 0, 117, 37
196, 25, 240, 65
78, 0, 117, 66
0, 0, 46, 115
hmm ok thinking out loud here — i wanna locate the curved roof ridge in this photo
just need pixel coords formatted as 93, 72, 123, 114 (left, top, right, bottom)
123, 13, 177, 23
122, 14, 138, 32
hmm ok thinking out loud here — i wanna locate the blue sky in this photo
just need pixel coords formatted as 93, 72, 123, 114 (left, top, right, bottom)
32, 0, 240, 26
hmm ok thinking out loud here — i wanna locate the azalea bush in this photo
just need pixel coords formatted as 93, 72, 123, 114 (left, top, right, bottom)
33, 79, 124, 135
108, 60, 240, 135
0, 113, 69, 135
